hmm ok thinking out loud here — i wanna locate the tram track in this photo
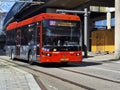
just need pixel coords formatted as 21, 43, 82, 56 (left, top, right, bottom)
1, 57, 120, 90
0, 57, 95, 90
59, 68, 120, 84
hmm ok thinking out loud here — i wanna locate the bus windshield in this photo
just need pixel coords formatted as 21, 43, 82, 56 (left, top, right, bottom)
42, 20, 81, 51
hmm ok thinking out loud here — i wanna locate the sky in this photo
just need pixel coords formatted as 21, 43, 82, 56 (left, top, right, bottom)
0, 1, 15, 12
0, 0, 33, 12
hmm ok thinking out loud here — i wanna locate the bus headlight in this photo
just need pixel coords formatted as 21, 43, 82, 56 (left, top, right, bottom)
47, 53, 51, 56
76, 53, 81, 56
42, 52, 52, 56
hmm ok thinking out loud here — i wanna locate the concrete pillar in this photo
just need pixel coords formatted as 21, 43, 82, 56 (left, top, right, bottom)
107, 12, 111, 29
84, 8, 89, 57
115, 0, 120, 58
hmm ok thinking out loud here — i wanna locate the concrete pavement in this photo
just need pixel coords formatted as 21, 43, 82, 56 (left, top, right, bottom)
84, 52, 116, 62
0, 59, 41, 90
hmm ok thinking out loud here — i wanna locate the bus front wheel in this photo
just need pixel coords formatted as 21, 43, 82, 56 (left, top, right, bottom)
28, 51, 34, 65
11, 50, 15, 60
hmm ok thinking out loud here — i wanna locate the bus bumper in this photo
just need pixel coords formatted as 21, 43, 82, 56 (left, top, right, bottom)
40, 51, 82, 63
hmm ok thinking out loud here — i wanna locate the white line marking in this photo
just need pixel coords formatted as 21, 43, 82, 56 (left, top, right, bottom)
48, 85, 58, 90
114, 61, 120, 64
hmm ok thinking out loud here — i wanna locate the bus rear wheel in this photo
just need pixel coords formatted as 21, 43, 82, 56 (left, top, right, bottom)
28, 51, 34, 65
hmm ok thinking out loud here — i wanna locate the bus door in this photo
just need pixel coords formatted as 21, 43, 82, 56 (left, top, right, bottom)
15, 30, 21, 58
36, 26, 40, 59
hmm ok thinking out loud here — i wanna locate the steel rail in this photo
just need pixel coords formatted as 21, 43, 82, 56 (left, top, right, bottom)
60, 68, 120, 84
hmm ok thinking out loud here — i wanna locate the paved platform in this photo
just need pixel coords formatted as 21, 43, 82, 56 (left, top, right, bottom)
0, 59, 41, 90
86, 52, 115, 61
0, 50, 117, 90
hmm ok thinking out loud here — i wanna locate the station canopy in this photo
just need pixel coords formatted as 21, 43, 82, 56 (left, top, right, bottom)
4, 0, 114, 27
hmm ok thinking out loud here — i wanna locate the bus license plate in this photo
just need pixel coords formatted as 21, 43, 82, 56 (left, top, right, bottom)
61, 58, 69, 62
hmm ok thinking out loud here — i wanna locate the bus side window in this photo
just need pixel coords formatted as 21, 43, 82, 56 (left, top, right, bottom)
36, 22, 40, 44
27, 24, 36, 45
21, 26, 28, 45
36, 23, 40, 55
37, 27, 40, 44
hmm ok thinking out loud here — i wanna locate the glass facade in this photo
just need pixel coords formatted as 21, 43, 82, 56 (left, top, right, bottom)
3, 2, 26, 26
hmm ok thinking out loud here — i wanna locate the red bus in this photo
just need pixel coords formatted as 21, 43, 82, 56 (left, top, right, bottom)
6, 13, 82, 64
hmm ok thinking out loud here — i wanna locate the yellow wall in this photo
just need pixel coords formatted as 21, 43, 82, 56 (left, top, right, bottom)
91, 29, 114, 53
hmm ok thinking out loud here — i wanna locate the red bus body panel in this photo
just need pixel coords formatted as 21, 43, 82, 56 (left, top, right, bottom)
7, 13, 80, 31
40, 51, 82, 63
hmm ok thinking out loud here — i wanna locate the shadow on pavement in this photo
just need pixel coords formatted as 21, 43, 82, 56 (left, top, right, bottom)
36, 61, 102, 68
12, 58, 102, 68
